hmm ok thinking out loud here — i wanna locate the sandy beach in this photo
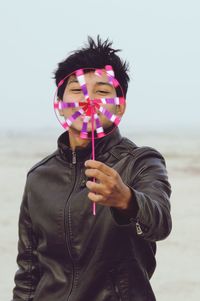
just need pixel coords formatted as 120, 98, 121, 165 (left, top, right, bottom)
1, 128, 200, 300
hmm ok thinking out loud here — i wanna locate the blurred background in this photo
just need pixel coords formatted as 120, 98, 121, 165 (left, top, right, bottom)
0, 0, 199, 300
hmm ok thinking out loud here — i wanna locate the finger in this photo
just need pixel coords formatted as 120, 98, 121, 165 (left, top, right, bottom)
85, 160, 115, 177
85, 168, 109, 182
86, 180, 105, 194
88, 192, 104, 203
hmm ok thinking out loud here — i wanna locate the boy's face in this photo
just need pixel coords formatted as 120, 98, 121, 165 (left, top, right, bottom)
59, 70, 125, 133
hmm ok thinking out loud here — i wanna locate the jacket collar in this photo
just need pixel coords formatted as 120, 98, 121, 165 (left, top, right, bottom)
57, 127, 122, 164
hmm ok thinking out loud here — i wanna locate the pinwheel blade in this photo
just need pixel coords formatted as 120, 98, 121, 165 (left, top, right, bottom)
76, 69, 89, 100
64, 108, 85, 127
94, 113, 105, 138
54, 101, 87, 110
105, 65, 119, 88
80, 115, 91, 139
98, 105, 121, 126
54, 102, 79, 110
94, 97, 125, 105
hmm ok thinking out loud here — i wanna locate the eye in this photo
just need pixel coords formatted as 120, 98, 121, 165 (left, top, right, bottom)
71, 88, 82, 93
96, 90, 110, 94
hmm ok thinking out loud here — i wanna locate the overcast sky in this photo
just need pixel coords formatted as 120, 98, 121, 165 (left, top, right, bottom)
0, 0, 199, 132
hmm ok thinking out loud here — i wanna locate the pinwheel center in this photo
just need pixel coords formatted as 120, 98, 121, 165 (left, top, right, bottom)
87, 98, 95, 106
84, 98, 98, 112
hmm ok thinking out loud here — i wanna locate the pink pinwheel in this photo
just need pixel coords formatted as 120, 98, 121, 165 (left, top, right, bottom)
54, 66, 126, 215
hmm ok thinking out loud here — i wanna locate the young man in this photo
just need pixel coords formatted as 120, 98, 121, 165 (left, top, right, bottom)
12, 37, 172, 301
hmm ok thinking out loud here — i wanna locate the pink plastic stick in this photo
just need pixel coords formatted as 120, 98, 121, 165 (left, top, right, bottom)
91, 105, 96, 216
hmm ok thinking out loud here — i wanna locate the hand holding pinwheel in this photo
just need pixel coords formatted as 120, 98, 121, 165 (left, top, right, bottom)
54, 66, 126, 215
85, 160, 132, 210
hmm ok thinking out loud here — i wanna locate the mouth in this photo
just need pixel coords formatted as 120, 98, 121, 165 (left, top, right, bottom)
79, 114, 99, 120
80, 115, 87, 120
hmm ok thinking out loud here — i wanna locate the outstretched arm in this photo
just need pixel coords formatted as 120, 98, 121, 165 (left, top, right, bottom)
85, 149, 172, 242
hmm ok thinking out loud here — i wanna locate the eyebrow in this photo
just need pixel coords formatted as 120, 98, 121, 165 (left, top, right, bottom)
68, 79, 79, 85
67, 79, 113, 88
96, 82, 113, 88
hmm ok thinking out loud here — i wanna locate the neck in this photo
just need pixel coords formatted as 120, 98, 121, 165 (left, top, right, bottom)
68, 128, 90, 150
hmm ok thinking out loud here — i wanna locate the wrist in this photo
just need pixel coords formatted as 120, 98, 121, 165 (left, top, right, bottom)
117, 186, 139, 218
119, 186, 133, 210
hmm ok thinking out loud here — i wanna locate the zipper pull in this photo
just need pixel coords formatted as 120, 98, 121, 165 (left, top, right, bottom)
72, 151, 76, 165
136, 221, 143, 235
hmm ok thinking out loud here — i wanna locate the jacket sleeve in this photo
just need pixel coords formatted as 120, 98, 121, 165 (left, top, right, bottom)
12, 181, 40, 301
111, 148, 172, 242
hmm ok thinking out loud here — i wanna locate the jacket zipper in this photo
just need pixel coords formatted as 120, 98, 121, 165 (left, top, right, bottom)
114, 284, 122, 301
130, 218, 144, 235
72, 151, 76, 165
136, 221, 143, 235
110, 270, 122, 301
65, 150, 79, 301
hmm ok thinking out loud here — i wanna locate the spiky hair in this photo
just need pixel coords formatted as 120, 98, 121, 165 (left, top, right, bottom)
54, 35, 130, 98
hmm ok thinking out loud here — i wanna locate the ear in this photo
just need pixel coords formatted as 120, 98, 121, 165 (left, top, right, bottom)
116, 103, 126, 117
57, 98, 64, 116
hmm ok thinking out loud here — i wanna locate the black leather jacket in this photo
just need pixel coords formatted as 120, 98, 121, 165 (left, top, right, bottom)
12, 128, 172, 301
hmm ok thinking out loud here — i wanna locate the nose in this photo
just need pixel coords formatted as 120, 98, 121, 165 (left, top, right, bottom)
80, 87, 94, 102
82, 82, 94, 101
87, 89, 95, 101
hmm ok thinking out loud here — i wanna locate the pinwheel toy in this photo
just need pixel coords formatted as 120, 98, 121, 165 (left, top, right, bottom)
54, 66, 126, 215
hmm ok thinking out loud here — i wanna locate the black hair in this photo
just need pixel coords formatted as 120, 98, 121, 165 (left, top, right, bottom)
53, 36, 130, 98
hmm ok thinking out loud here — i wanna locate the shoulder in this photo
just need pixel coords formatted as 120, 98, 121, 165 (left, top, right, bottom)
111, 136, 166, 164
27, 150, 58, 176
